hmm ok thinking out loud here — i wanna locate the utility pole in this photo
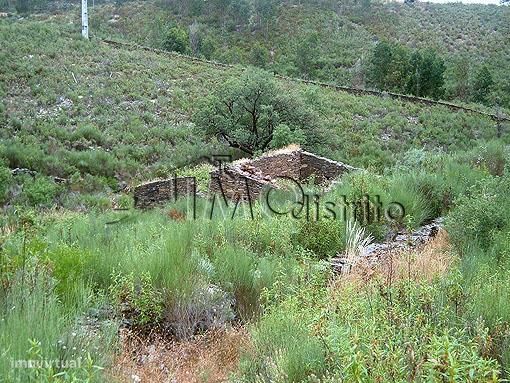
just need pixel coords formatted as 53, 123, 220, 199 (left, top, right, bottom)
81, 0, 89, 39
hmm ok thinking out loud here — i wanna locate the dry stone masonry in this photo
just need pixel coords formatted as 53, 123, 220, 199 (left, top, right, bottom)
134, 177, 196, 209
134, 146, 355, 208
208, 147, 355, 201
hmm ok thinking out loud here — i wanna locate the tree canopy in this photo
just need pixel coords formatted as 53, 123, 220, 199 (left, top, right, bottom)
194, 68, 317, 155
369, 42, 445, 100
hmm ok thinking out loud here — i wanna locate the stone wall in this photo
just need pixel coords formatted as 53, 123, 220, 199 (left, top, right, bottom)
300, 151, 354, 183
134, 177, 196, 209
133, 148, 355, 208
207, 148, 355, 202
208, 167, 269, 201
249, 151, 302, 180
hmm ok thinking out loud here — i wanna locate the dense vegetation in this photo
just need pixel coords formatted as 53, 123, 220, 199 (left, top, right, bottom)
3, 145, 510, 381
80, 0, 510, 108
1, 0, 510, 382
1, 16, 508, 209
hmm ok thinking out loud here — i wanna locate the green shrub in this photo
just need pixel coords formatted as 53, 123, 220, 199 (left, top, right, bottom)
212, 246, 266, 321
110, 271, 164, 326
0, 141, 46, 171
446, 177, 510, 250
163, 26, 189, 53
176, 162, 214, 193
422, 332, 500, 382
0, 163, 12, 204
71, 124, 104, 145
67, 150, 118, 178
270, 124, 306, 149
44, 245, 93, 299
386, 172, 433, 229
249, 44, 269, 68
240, 310, 326, 382
0, 268, 117, 382
21, 176, 58, 207
295, 218, 345, 259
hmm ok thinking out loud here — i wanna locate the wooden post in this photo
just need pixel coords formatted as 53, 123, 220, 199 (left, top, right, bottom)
81, 0, 88, 39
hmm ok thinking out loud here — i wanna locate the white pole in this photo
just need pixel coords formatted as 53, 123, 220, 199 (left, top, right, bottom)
81, 0, 89, 39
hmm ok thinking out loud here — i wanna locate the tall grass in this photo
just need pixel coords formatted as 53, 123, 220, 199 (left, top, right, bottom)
0, 268, 117, 382
446, 173, 510, 376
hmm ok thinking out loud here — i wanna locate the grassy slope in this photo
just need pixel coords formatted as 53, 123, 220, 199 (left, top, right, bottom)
1, 7, 510, 382
0, 16, 228, 185
84, 1, 510, 102
1, 15, 506, 197
363, 3, 510, 99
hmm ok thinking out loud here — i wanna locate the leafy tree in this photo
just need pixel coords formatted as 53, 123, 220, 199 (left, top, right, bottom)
270, 124, 305, 149
369, 43, 444, 99
368, 41, 397, 91
472, 65, 494, 105
447, 56, 471, 101
253, 0, 278, 37
228, 0, 251, 26
421, 49, 446, 99
194, 68, 316, 155
296, 32, 320, 79
163, 26, 189, 54
386, 44, 410, 92
188, 21, 202, 57
368, 41, 410, 93
407, 49, 445, 99
201, 35, 218, 60
250, 44, 270, 68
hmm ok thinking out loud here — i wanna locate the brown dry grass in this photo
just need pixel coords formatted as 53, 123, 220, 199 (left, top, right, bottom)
332, 229, 454, 291
109, 327, 250, 383
167, 208, 186, 221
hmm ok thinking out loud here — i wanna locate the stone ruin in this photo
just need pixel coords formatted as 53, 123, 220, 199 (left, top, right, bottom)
331, 218, 444, 274
134, 146, 355, 209
134, 177, 196, 209
208, 147, 355, 201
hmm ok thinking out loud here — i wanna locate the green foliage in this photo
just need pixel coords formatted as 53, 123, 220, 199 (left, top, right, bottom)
295, 219, 345, 259
238, 257, 501, 382
0, 268, 117, 382
163, 26, 189, 53
369, 41, 410, 93
176, 162, 214, 192
71, 124, 104, 145
269, 123, 305, 149
446, 176, 510, 250
472, 65, 494, 105
295, 31, 320, 79
2, 4, 510, 382
249, 44, 270, 68
369, 42, 445, 99
212, 246, 276, 321
21, 176, 58, 207
240, 309, 326, 382
110, 271, 164, 326
44, 245, 93, 299
194, 67, 317, 155
445, 56, 471, 101
0, 162, 11, 204
1, 17, 507, 210
14, 0, 32, 14
406, 48, 446, 99
421, 332, 500, 382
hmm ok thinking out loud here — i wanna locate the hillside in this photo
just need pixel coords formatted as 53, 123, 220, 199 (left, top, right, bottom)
83, 1, 510, 106
1, 14, 507, 208
2, 3, 510, 383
